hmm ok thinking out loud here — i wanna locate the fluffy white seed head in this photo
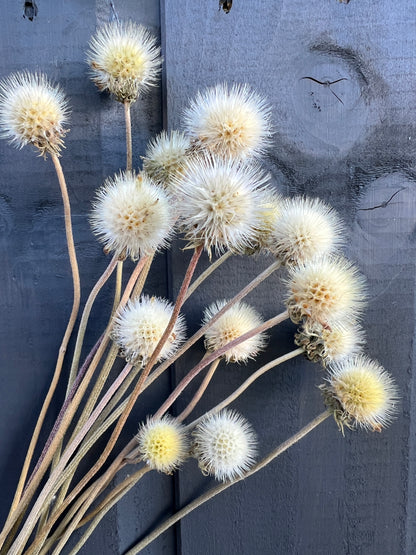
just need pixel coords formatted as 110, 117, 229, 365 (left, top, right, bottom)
286, 256, 366, 325
136, 415, 189, 473
322, 355, 399, 432
174, 155, 270, 256
268, 197, 344, 265
253, 189, 283, 251
142, 130, 190, 188
87, 21, 161, 102
0, 72, 69, 157
295, 319, 365, 365
203, 300, 267, 363
90, 171, 174, 259
192, 410, 257, 481
183, 83, 272, 160
112, 295, 186, 366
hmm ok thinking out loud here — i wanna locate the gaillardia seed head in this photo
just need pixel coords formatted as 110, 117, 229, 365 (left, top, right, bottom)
87, 21, 161, 103
136, 416, 189, 473
322, 355, 399, 432
183, 83, 272, 160
268, 196, 344, 265
0, 72, 69, 157
203, 300, 267, 363
142, 130, 190, 188
174, 155, 270, 256
286, 256, 366, 325
90, 171, 174, 259
112, 295, 186, 366
192, 410, 257, 482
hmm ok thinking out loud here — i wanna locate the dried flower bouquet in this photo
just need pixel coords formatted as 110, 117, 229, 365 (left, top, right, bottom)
0, 20, 399, 555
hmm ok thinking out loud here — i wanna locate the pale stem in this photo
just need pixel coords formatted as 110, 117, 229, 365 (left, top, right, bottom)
126, 411, 331, 555
144, 259, 282, 392
187, 347, 304, 430
178, 358, 221, 422
124, 101, 132, 171
132, 252, 154, 299
111, 260, 124, 316
20, 247, 203, 554
0, 256, 148, 551
184, 251, 233, 301
7, 154, 81, 517
154, 310, 289, 419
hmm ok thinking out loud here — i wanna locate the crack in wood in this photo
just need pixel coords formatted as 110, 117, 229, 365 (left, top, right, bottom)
358, 188, 406, 211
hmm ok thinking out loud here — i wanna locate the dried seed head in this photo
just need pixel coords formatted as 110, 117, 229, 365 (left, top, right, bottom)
136, 415, 189, 473
0, 72, 69, 157
321, 355, 399, 432
90, 171, 174, 260
112, 295, 186, 366
87, 21, 161, 103
286, 256, 366, 325
203, 300, 267, 363
192, 410, 257, 481
142, 130, 190, 188
295, 319, 365, 365
183, 83, 272, 160
174, 155, 270, 256
268, 197, 344, 265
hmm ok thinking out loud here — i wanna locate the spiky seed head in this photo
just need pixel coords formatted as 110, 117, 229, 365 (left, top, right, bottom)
202, 300, 267, 363
295, 319, 365, 365
87, 21, 161, 103
0, 72, 69, 157
321, 355, 399, 432
192, 410, 257, 481
253, 189, 283, 252
90, 171, 174, 260
142, 130, 190, 188
268, 197, 344, 265
112, 295, 186, 366
174, 155, 270, 256
286, 256, 366, 325
136, 416, 189, 473
183, 83, 272, 160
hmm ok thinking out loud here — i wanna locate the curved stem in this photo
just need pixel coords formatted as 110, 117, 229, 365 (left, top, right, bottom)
7, 154, 81, 518
154, 310, 289, 419
187, 348, 304, 430
125, 411, 330, 555
178, 358, 221, 422
124, 101, 132, 171
185, 251, 232, 301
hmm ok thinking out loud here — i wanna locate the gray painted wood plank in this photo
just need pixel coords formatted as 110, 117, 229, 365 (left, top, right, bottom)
163, 1, 416, 554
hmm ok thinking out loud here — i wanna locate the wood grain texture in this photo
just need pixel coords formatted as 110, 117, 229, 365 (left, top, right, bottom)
162, 1, 416, 554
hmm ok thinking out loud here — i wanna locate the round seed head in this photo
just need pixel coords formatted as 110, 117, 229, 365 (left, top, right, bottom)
183, 83, 272, 160
268, 197, 344, 265
112, 295, 186, 366
192, 410, 257, 482
142, 130, 190, 188
90, 171, 174, 259
136, 415, 189, 473
0, 72, 69, 157
203, 300, 267, 363
174, 155, 270, 256
286, 256, 366, 325
322, 355, 399, 432
253, 189, 283, 252
87, 21, 161, 102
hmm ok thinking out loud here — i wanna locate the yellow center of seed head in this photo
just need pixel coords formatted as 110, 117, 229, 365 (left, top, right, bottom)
105, 43, 145, 80
143, 424, 181, 468
335, 369, 386, 418
17, 99, 58, 140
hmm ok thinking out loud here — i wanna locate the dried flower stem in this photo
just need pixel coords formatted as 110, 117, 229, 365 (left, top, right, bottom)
144, 259, 281, 391
7, 154, 81, 518
124, 101, 132, 171
111, 260, 124, 315
178, 358, 221, 421
185, 251, 233, 301
154, 310, 289, 419
126, 411, 330, 555
132, 252, 154, 299
0, 256, 148, 551
188, 348, 304, 429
